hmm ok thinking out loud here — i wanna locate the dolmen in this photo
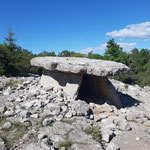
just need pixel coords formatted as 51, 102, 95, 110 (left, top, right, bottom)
31, 57, 130, 108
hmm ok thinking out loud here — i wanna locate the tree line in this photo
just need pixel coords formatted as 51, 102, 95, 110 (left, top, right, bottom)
0, 28, 150, 87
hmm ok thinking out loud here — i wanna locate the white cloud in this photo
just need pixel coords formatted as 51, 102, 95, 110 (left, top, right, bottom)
106, 22, 150, 39
80, 42, 137, 54
80, 47, 95, 54
80, 44, 107, 54
117, 43, 137, 52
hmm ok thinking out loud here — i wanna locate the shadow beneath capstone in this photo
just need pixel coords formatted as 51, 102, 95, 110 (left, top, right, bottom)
77, 91, 140, 109
77, 74, 140, 108
43, 69, 140, 108
77, 74, 108, 105
43, 70, 82, 87
118, 92, 140, 108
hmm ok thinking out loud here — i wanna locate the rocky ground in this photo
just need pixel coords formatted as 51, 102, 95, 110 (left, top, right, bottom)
0, 76, 150, 150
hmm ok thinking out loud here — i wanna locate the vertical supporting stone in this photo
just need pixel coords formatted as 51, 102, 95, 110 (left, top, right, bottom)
77, 75, 122, 108
40, 69, 83, 99
95, 76, 122, 108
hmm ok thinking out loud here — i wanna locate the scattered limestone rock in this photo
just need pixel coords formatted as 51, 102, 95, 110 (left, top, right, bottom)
22, 143, 43, 150
71, 100, 90, 116
119, 121, 131, 131
0, 74, 150, 150
0, 138, 8, 150
2, 121, 12, 129
106, 142, 120, 150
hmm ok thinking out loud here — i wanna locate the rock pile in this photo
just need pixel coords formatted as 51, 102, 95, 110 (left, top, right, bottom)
0, 75, 150, 150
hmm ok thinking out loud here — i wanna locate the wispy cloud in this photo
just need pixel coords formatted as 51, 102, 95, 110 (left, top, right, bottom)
117, 43, 137, 52
80, 44, 106, 54
106, 22, 150, 39
80, 42, 137, 54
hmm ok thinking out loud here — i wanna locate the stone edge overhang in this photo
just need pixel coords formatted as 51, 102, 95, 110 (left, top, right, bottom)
30, 57, 130, 77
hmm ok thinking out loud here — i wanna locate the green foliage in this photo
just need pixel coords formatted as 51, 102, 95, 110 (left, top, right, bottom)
103, 39, 150, 87
58, 50, 85, 57
38, 51, 56, 56
0, 28, 55, 76
87, 53, 104, 60
0, 119, 29, 148
59, 129, 74, 149
3, 80, 19, 89
59, 139, 72, 149
60, 119, 74, 125
104, 38, 122, 60
84, 126, 101, 143
4, 26, 17, 51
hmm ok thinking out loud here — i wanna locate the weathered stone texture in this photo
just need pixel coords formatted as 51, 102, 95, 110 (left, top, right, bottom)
31, 57, 130, 76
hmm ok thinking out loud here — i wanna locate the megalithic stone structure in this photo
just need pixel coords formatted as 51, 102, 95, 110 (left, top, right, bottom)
31, 57, 130, 108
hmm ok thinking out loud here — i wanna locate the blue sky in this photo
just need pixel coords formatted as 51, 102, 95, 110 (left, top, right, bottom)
0, 0, 150, 55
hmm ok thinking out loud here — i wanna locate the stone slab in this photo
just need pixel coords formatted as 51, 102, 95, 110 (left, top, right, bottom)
31, 57, 130, 76
40, 70, 82, 99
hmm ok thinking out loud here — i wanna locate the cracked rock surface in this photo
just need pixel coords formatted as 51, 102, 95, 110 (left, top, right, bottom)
0, 76, 150, 150
31, 57, 130, 76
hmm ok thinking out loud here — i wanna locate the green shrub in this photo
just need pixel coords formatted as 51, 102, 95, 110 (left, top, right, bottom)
84, 126, 101, 143
59, 139, 72, 149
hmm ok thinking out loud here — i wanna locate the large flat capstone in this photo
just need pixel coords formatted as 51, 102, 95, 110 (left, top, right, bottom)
31, 57, 130, 108
31, 57, 130, 76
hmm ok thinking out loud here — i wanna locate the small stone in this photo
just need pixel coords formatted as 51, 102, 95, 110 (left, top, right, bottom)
65, 110, 73, 118
119, 121, 131, 131
72, 100, 89, 116
94, 113, 107, 122
61, 106, 68, 113
30, 114, 39, 118
8, 97, 15, 102
15, 97, 22, 102
3, 88, 12, 95
3, 121, 12, 129
21, 119, 32, 127
144, 111, 150, 119
136, 137, 140, 141
144, 128, 150, 135
56, 91, 64, 97
120, 108, 126, 114
0, 106, 7, 114
106, 142, 120, 150
101, 128, 114, 143
102, 132, 111, 143
22, 143, 43, 150
54, 115, 63, 121
4, 110, 14, 117
23, 80, 31, 86
90, 114, 94, 120
46, 103, 61, 116
38, 133, 48, 141
27, 89, 38, 98
42, 118, 54, 126
0, 137, 8, 150
26, 112, 32, 118
143, 120, 150, 127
